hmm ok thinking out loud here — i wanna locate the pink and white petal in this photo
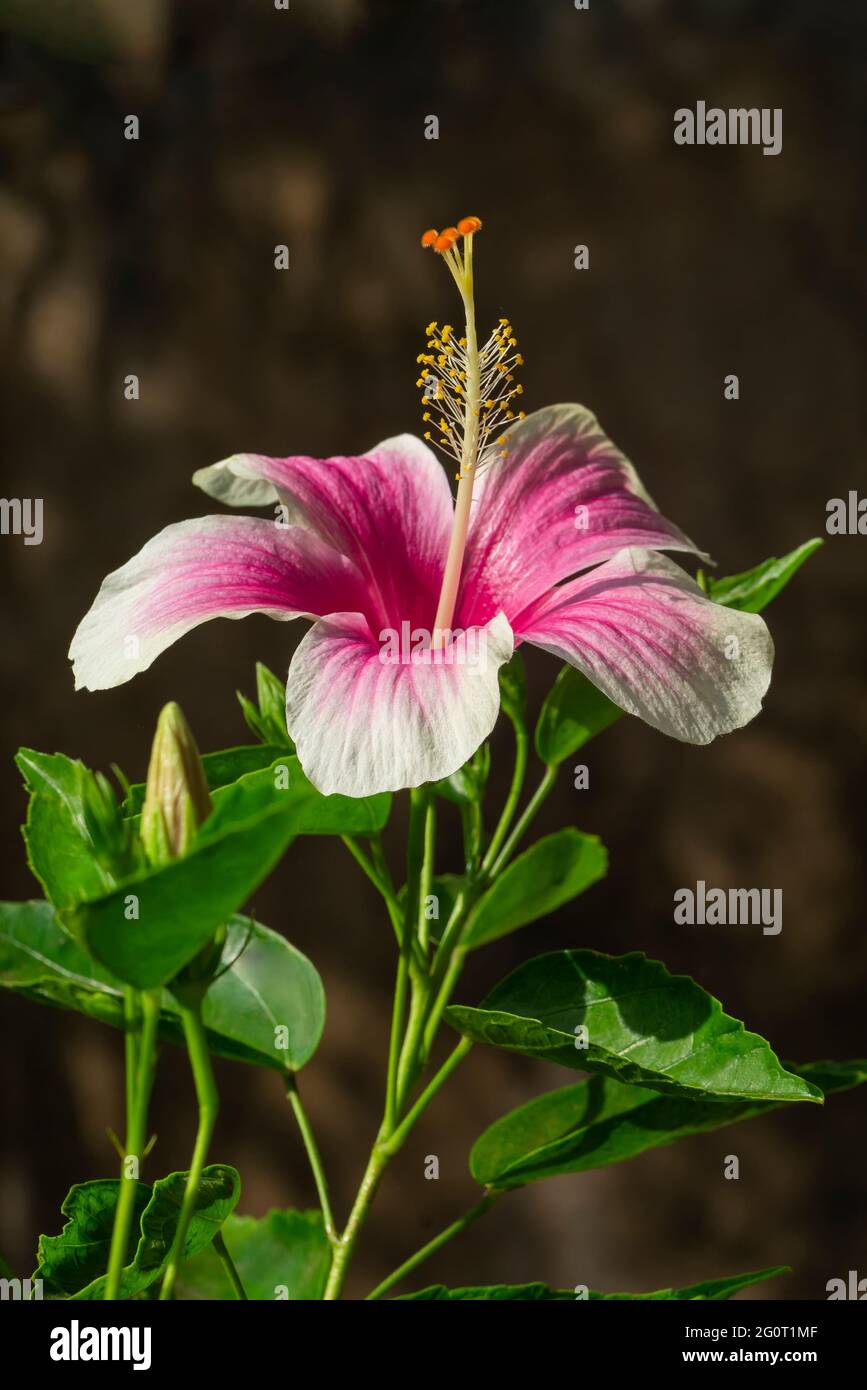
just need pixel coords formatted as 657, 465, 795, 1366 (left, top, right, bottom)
516, 548, 773, 745
285, 611, 514, 797
194, 433, 454, 629
455, 404, 707, 629
70, 515, 369, 692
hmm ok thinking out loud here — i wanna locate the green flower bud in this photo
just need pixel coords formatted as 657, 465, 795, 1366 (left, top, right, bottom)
140, 703, 212, 866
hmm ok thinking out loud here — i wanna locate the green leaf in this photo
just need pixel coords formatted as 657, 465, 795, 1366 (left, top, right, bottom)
237, 663, 294, 748
0, 898, 124, 1018
204, 756, 390, 840
17, 749, 131, 908
196, 915, 324, 1071
498, 652, 528, 726
175, 1210, 331, 1300
462, 829, 608, 949
122, 745, 288, 816
433, 746, 491, 805
397, 1267, 788, 1301
61, 794, 296, 989
445, 950, 822, 1104
534, 667, 621, 766
257, 663, 291, 737
708, 539, 822, 613
0, 902, 325, 1072
62, 757, 388, 989
471, 1060, 867, 1189
34, 1164, 240, 1300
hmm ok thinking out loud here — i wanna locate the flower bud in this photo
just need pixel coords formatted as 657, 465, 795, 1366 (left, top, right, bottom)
140, 703, 212, 865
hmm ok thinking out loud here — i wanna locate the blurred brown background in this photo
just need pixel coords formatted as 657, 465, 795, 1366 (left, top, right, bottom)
1, 0, 865, 1299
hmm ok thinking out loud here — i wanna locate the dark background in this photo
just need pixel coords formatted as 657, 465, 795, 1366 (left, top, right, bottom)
1, 0, 865, 1299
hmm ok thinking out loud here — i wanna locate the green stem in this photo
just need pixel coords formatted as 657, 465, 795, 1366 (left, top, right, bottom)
213, 1231, 247, 1300
429, 886, 470, 977
123, 987, 140, 1141
482, 717, 528, 871
422, 947, 467, 1058
104, 990, 160, 1300
328, 1043, 475, 1301
417, 797, 437, 955
286, 1074, 338, 1244
159, 998, 219, 1300
342, 835, 403, 946
384, 1038, 471, 1156
395, 789, 440, 1106
322, 1140, 390, 1301
388, 788, 431, 1119
395, 984, 430, 1112
325, 790, 452, 1297
365, 1192, 499, 1300
384, 949, 410, 1133
489, 764, 558, 876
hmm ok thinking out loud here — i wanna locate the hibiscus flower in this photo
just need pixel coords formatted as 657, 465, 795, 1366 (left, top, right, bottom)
70, 218, 773, 797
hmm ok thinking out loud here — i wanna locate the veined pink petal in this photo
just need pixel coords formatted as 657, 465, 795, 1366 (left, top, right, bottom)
194, 433, 454, 630
516, 547, 773, 745
285, 611, 514, 796
70, 515, 369, 692
455, 404, 707, 629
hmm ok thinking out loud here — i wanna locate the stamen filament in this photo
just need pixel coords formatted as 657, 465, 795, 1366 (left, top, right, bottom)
419, 217, 525, 645
432, 238, 479, 642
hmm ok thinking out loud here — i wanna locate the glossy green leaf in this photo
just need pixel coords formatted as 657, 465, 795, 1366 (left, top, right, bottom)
708, 539, 822, 613
0, 902, 324, 1072
397, 1267, 788, 1301
204, 756, 390, 840
62, 757, 388, 989
196, 915, 324, 1071
471, 1060, 867, 1189
17, 750, 127, 908
175, 1210, 331, 1300
0, 898, 124, 1022
534, 667, 622, 766
61, 802, 295, 989
34, 1164, 240, 1300
463, 829, 607, 949
123, 745, 287, 816
446, 950, 822, 1104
